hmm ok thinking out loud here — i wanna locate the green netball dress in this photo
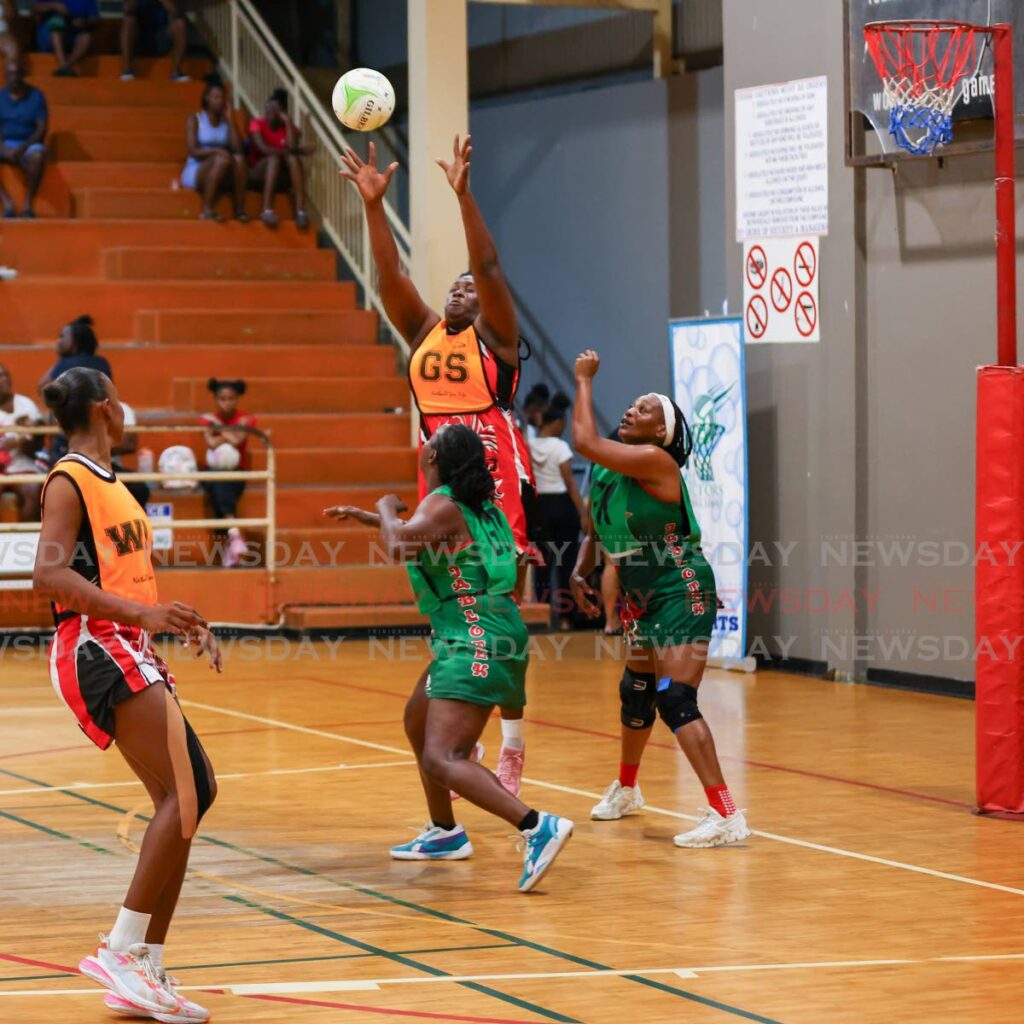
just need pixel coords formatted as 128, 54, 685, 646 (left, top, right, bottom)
590, 464, 716, 648
407, 484, 529, 708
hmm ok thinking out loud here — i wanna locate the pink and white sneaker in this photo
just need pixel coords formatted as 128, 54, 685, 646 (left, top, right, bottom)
105, 972, 210, 1023
79, 940, 177, 1014
496, 746, 525, 797
223, 528, 247, 568
450, 742, 485, 801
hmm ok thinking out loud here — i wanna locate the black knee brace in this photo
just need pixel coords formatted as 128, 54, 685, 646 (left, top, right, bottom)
619, 668, 657, 730
656, 679, 703, 732
183, 718, 215, 822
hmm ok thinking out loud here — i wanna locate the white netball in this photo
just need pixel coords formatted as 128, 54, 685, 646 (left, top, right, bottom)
332, 68, 395, 132
206, 443, 241, 471
158, 445, 199, 491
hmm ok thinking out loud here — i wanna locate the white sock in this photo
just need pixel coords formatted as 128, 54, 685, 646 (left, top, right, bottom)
147, 944, 164, 971
501, 718, 525, 750
107, 907, 152, 952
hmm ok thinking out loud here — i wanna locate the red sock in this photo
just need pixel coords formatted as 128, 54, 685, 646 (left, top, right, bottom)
705, 785, 736, 817
619, 762, 640, 789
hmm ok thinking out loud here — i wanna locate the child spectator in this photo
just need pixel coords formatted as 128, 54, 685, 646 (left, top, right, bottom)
201, 378, 255, 568
529, 393, 588, 631
34, 0, 98, 76
0, 58, 48, 219
181, 76, 248, 221
120, 0, 188, 82
247, 88, 311, 229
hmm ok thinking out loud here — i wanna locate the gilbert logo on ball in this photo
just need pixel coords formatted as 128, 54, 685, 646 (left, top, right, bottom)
332, 68, 396, 132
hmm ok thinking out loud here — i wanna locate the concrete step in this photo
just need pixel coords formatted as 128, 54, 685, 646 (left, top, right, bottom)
30, 77, 204, 109
22, 55, 211, 79
171, 376, 407, 412
72, 187, 299, 221
53, 131, 185, 163
135, 308, 376, 346
0, 220, 316, 277
3, 280, 357, 342
104, 247, 337, 282
0, 346, 398, 407
49, 106, 199, 135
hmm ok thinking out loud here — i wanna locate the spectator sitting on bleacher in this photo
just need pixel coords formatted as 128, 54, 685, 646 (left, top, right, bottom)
0, 0, 19, 64
0, 363, 44, 521
202, 378, 255, 568
39, 315, 112, 390
120, 0, 188, 83
0, 57, 48, 219
181, 75, 248, 222
33, 0, 98, 77
247, 88, 311, 230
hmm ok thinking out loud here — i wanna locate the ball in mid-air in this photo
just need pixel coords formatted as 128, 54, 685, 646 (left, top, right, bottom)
332, 68, 395, 132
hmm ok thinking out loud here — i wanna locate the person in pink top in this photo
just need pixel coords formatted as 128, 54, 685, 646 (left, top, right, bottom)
247, 88, 312, 229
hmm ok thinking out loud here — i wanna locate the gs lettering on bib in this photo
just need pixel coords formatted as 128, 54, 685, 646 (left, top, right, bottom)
409, 322, 501, 416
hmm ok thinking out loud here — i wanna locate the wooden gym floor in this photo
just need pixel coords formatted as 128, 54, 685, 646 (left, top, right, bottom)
1, 634, 1021, 1024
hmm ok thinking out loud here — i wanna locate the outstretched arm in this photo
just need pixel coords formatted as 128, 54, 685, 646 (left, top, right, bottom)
572, 350, 680, 501
438, 135, 518, 365
341, 143, 438, 349
377, 492, 463, 560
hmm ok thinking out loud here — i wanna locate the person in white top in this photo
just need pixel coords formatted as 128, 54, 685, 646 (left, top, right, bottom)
528, 393, 588, 631
0, 363, 43, 519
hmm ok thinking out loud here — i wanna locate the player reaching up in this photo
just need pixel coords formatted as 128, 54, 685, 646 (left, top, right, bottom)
570, 351, 751, 848
341, 135, 533, 796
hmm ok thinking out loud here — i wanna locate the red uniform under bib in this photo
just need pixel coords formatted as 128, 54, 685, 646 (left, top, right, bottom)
408, 321, 533, 553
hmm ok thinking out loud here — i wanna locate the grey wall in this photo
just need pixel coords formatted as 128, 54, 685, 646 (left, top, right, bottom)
469, 76, 673, 426
724, 0, 1024, 681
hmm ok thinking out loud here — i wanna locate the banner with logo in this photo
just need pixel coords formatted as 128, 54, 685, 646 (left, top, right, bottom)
669, 317, 748, 662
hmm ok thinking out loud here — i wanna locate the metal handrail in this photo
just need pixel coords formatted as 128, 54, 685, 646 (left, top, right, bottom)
0, 424, 278, 583
191, 0, 412, 361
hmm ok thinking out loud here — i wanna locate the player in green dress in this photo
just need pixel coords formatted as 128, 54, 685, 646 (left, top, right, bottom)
570, 350, 751, 849
324, 423, 573, 892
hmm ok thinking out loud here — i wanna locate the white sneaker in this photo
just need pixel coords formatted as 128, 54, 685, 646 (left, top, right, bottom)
496, 746, 524, 797
79, 940, 178, 1014
673, 807, 751, 848
106, 983, 209, 1023
590, 780, 645, 820
450, 742, 485, 801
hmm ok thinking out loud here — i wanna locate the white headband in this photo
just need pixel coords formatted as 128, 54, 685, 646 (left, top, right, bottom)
652, 393, 676, 448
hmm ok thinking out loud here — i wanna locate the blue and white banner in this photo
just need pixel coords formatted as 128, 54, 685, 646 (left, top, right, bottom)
669, 317, 748, 662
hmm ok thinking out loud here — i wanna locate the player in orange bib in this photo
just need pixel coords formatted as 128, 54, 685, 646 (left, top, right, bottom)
33, 367, 221, 1024
341, 135, 532, 795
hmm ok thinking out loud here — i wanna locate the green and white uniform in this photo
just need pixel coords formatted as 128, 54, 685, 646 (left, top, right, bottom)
590, 464, 716, 648
407, 484, 529, 708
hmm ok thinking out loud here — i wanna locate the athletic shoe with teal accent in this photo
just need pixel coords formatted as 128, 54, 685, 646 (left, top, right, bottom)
390, 824, 473, 861
518, 812, 574, 892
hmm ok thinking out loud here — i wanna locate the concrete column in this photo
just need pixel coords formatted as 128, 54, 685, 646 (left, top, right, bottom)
407, 0, 470, 308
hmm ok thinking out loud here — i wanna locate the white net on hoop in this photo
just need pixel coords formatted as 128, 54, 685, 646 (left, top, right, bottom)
865, 21, 979, 156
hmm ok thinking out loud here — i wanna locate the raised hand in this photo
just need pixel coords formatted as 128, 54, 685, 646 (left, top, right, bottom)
574, 349, 601, 381
340, 142, 399, 204
436, 134, 472, 196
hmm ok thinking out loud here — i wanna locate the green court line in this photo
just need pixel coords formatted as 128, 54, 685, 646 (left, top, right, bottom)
226, 895, 579, 1024
0, 974, 77, 983
0, 766, 784, 1024
0, 809, 115, 857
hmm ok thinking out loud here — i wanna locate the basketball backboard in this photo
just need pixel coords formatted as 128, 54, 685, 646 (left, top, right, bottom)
845, 0, 1024, 165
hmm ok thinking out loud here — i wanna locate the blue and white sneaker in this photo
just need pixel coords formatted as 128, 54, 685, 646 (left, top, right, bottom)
517, 812, 574, 892
390, 824, 473, 861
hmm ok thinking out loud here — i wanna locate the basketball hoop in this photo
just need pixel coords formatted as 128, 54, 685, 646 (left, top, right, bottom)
865, 20, 980, 156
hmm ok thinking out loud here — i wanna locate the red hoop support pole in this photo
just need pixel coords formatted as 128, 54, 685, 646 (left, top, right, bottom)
992, 24, 1017, 368
975, 24, 1023, 818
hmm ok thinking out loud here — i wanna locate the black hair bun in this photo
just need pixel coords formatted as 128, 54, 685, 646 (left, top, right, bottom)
549, 392, 570, 412
42, 378, 70, 409
208, 377, 247, 396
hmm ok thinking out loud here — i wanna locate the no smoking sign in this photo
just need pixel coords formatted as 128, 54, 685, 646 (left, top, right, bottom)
742, 236, 820, 343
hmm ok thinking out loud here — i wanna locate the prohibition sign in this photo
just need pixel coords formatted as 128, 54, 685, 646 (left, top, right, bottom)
746, 294, 768, 339
770, 267, 793, 313
746, 245, 767, 290
795, 290, 817, 337
794, 241, 817, 288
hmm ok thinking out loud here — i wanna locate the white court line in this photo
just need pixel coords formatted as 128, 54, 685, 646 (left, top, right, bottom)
0, 759, 413, 798
7, 953, 1024, 998
169, 699, 1024, 899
